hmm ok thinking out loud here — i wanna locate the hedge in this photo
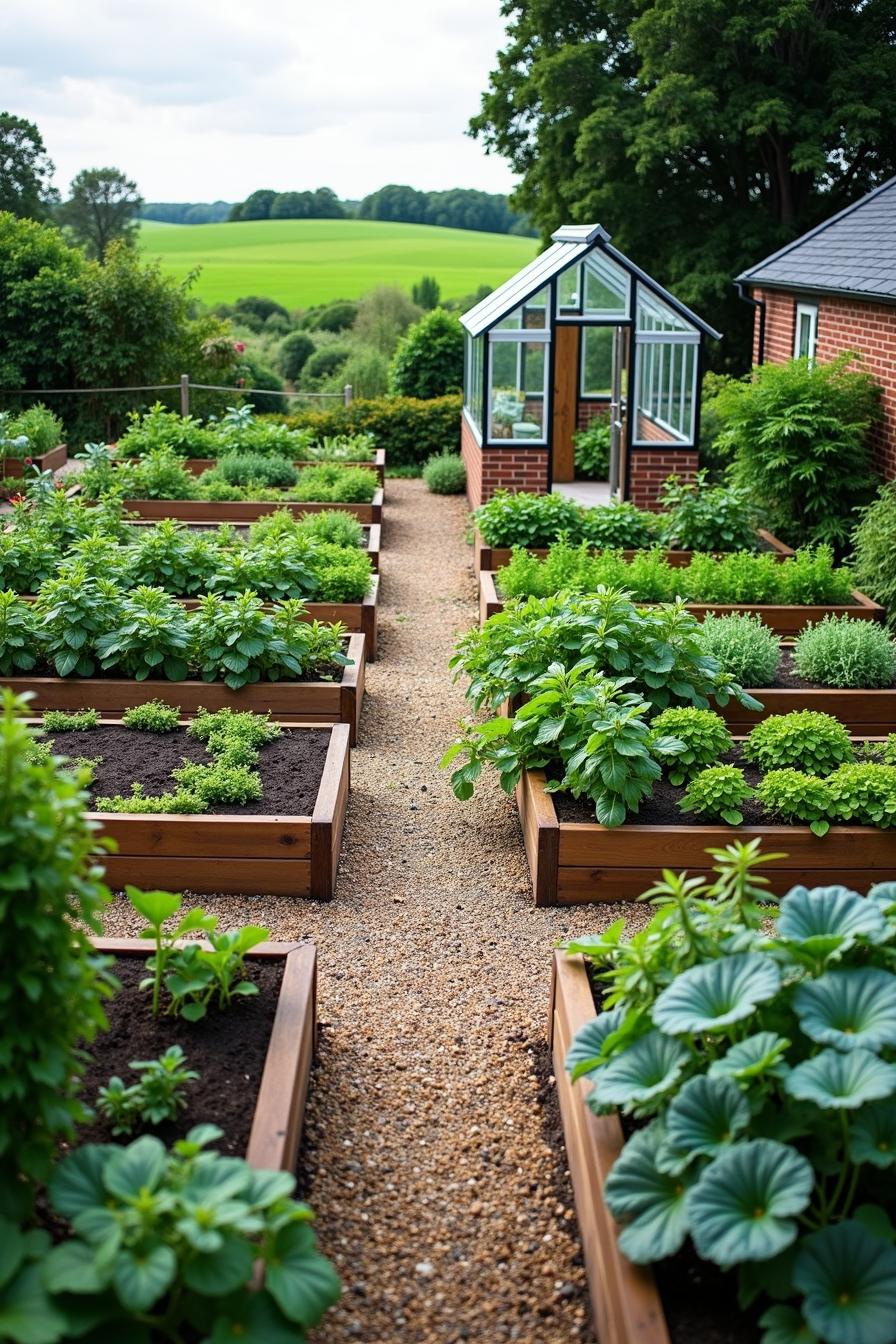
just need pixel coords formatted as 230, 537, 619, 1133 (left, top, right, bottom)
272, 394, 462, 470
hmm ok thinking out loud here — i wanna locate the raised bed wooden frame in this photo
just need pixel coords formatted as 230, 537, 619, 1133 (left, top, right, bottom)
77, 721, 350, 899
479, 570, 885, 639
517, 767, 896, 905
93, 937, 318, 1172
122, 519, 383, 574
3, 632, 366, 743
549, 951, 669, 1344
113, 489, 384, 525
116, 447, 386, 487
720, 683, 896, 736
0, 444, 68, 478
473, 526, 793, 576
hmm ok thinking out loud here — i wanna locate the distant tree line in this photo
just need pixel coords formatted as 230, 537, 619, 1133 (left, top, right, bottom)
228, 188, 346, 221
140, 201, 232, 225
358, 185, 534, 235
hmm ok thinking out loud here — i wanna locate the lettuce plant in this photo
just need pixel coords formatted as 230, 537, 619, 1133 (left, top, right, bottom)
563, 846, 896, 1344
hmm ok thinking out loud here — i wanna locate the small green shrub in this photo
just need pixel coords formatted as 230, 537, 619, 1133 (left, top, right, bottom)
116, 402, 217, 458
121, 700, 181, 732
651, 707, 734, 785
573, 420, 610, 480
42, 708, 99, 732
657, 472, 757, 552
97, 1045, 198, 1136
389, 308, 464, 398
5, 403, 64, 457
680, 765, 753, 824
214, 451, 298, 488
282, 394, 461, 470
474, 490, 582, 548
698, 613, 780, 687
423, 452, 467, 494
295, 509, 364, 549
172, 759, 262, 805
187, 705, 281, 750
300, 343, 351, 388
288, 463, 378, 503
825, 762, 896, 827
277, 329, 316, 381
793, 615, 896, 688
578, 500, 656, 549
756, 768, 832, 836
743, 711, 854, 776
851, 479, 896, 627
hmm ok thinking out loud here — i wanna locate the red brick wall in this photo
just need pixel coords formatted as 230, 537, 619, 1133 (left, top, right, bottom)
751, 287, 896, 480
629, 449, 698, 510
577, 401, 610, 430
460, 414, 549, 508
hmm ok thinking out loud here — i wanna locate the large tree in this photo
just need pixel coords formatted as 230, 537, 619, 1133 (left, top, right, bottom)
0, 112, 58, 220
59, 166, 143, 260
470, 1, 896, 367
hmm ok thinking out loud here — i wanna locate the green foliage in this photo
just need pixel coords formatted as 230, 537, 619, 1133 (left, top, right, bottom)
389, 308, 465, 398
300, 344, 351, 388
0, 404, 64, 458
794, 617, 896, 690
190, 592, 348, 689
717, 356, 882, 547
0, 691, 113, 1214
286, 464, 378, 503
650, 708, 733, 785
96, 1045, 198, 1136
282, 393, 461, 469
451, 587, 760, 716
744, 711, 854, 776
563, 849, 896, 1343
18, 1127, 340, 1340
213, 451, 299, 489
680, 765, 753, 825
756, 769, 833, 837
291, 509, 364, 548
116, 402, 217, 458
42, 708, 98, 732
412, 274, 441, 308
121, 700, 181, 732
95, 586, 191, 681
474, 489, 583, 547
277, 329, 316, 380
826, 763, 896, 829
699, 613, 780, 687
573, 420, 611, 480
0, 112, 57, 219
0, 591, 37, 676
423, 452, 466, 494
657, 472, 757, 552
579, 500, 656, 549
58, 166, 142, 260
852, 481, 896, 627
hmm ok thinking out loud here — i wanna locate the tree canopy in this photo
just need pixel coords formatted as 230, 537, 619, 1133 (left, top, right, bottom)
358, 184, 534, 235
0, 111, 58, 220
470, 0, 896, 366
59, 166, 143, 260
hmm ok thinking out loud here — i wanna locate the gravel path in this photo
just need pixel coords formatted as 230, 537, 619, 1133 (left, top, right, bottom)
101, 478, 652, 1343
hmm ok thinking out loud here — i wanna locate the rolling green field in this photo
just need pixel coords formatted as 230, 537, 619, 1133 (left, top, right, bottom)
138, 218, 538, 308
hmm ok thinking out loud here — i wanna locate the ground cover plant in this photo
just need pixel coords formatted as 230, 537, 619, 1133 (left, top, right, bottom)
562, 844, 896, 1344
496, 542, 855, 605
0, 582, 350, 688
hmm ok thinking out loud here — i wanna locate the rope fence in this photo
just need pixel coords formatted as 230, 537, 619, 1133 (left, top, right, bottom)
0, 375, 353, 415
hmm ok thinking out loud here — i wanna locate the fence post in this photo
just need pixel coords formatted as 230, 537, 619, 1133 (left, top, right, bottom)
180, 374, 190, 418
343, 384, 353, 406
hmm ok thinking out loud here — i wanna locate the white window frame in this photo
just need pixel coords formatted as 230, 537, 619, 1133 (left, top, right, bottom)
486, 331, 551, 445
794, 302, 819, 363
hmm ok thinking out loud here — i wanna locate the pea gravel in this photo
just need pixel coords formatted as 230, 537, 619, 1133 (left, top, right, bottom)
99, 478, 654, 1343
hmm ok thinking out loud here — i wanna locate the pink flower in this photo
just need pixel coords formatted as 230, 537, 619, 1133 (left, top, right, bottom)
24, 456, 32, 465
233, 341, 246, 354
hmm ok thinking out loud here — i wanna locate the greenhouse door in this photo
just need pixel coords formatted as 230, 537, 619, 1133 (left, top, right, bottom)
608, 325, 628, 496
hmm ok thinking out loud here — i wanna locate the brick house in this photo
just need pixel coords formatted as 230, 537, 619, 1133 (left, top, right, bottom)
460, 224, 720, 509
737, 177, 896, 481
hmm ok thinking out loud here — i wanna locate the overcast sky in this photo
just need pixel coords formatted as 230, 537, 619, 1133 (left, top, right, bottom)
0, 0, 518, 202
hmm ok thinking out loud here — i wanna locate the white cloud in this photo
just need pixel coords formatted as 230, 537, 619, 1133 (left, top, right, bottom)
0, 0, 517, 200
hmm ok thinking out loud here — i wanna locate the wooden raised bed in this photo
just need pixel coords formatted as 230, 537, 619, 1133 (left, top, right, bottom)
94, 938, 317, 1172
3, 632, 366, 743
549, 951, 668, 1344
517, 767, 896, 906
123, 519, 382, 574
473, 526, 793, 575
116, 447, 386, 487
720, 683, 896, 736
479, 570, 885, 639
0, 444, 68, 478
114, 489, 383, 525
70, 722, 350, 900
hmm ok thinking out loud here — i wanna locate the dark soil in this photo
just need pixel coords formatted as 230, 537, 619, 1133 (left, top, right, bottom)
48, 724, 331, 815
74, 956, 285, 1156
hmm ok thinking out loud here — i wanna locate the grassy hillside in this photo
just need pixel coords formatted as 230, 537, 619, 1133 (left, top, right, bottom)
138, 218, 538, 308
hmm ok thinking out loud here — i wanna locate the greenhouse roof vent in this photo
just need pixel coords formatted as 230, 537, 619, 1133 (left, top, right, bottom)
551, 224, 611, 245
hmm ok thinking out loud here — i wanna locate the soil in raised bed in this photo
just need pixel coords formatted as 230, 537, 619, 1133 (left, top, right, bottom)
74, 956, 284, 1156
48, 724, 331, 815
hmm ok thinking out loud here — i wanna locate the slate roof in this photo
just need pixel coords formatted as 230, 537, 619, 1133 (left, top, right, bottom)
738, 177, 896, 301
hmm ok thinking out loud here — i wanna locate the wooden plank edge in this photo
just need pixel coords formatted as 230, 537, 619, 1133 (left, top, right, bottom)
310, 723, 351, 900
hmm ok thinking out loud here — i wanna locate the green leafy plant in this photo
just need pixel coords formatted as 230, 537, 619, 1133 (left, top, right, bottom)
794, 616, 896, 689
0, 691, 114, 1215
698, 612, 781, 687
744, 711, 854, 776
96, 1045, 198, 1136
19, 1127, 341, 1341
115, 401, 218, 458
121, 700, 181, 732
42, 708, 99, 732
650, 707, 734, 785
657, 471, 758, 552
96, 586, 192, 681
578, 500, 656, 549
825, 763, 896, 828
33, 566, 123, 677
573, 420, 611, 479
473, 489, 587, 548
756, 768, 833, 837
563, 849, 896, 1344
291, 508, 364, 548
0, 403, 64, 458
0, 590, 37, 676
284, 463, 378, 503
852, 480, 896, 626
680, 765, 753, 824
389, 307, 463, 398
213, 450, 299, 489
423, 451, 467, 494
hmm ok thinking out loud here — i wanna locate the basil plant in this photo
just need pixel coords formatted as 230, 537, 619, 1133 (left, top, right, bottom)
564, 842, 896, 1344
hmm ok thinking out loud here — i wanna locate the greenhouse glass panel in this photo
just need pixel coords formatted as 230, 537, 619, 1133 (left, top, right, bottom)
495, 286, 550, 332
580, 326, 613, 396
634, 337, 697, 444
581, 251, 630, 318
489, 340, 548, 441
636, 288, 694, 335
465, 333, 484, 431
556, 265, 581, 313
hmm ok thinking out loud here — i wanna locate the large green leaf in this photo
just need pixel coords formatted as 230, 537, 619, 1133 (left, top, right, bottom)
687, 1140, 813, 1265
208, 1289, 309, 1344
708, 1032, 791, 1085
112, 1243, 177, 1313
125, 886, 181, 926
793, 1221, 896, 1344
652, 954, 781, 1035
591, 1031, 690, 1111
848, 1102, 896, 1169
0, 1221, 24, 1291
777, 885, 885, 955
182, 1234, 254, 1295
867, 882, 896, 915
665, 1075, 750, 1159
103, 1136, 167, 1202
795, 969, 896, 1053
758, 1304, 819, 1343
784, 1049, 896, 1111
264, 1222, 342, 1327
565, 1008, 626, 1082
0, 1263, 66, 1344
603, 1124, 694, 1263
41, 1241, 109, 1295
48, 1145, 118, 1219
